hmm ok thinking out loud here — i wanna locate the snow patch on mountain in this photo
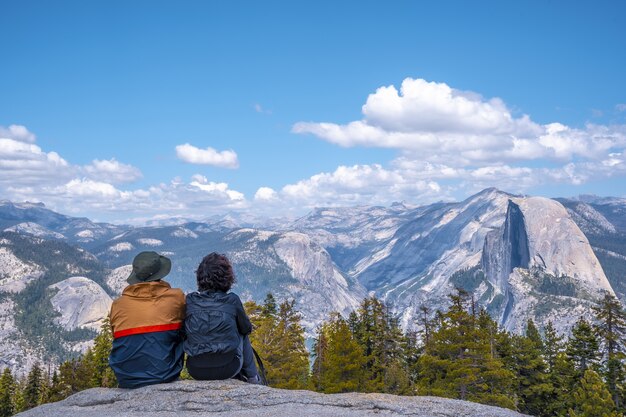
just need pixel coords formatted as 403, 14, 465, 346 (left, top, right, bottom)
136, 238, 163, 246
109, 242, 134, 252
49, 277, 113, 331
171, 228, 198, 239
75, 229, 94, 239
4, 222, 66, 240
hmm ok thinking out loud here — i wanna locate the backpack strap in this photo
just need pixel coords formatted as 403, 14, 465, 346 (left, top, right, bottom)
252, 347, 269, 386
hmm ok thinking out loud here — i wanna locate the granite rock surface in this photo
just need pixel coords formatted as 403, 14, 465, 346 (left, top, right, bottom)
17, 380, 530, 417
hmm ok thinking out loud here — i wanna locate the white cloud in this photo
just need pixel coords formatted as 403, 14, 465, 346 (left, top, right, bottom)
190, 174, 245, 201
292, 78, 626, 167
175, 143, 239, 168
616, 103, 626, 113
82, 158, 143, 184
0, 125, 247, 221
0, 124, 36, 143
0, 138, 73, 185
275, 164, 444, 209
254, 187, 278, 201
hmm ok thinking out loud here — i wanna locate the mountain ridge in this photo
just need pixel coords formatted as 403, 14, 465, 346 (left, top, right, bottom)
1, 188, 625, 375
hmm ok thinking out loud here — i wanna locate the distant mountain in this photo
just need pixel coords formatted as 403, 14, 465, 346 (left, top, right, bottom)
557, 196, 626, 304
0, 189, 625, 375
0, 200, 128, 247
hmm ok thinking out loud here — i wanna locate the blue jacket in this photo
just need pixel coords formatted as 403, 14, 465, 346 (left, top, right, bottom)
184, 291, 251, 358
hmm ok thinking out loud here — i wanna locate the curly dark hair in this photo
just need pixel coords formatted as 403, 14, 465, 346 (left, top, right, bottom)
196, 252, 235, 292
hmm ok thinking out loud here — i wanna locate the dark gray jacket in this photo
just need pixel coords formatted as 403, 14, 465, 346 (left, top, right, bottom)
183, 291, 252, 357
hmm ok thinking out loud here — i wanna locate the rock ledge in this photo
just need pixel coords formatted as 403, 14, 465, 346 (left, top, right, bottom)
17, 380, 529, 417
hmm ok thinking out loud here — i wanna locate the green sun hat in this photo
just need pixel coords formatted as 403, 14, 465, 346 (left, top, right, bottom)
127, 251, 172, 285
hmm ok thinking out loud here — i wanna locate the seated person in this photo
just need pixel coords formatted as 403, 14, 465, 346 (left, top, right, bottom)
109, 251, 185, 388
184, 252, 261, 383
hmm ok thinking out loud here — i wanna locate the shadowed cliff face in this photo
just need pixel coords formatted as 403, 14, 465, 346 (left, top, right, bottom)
482, 200, 530, 285
16, 380, 530, 417
482, 200, 530, 325
505, 202, 530, 272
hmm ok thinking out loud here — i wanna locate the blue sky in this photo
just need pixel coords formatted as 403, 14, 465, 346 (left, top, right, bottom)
1, 1, 625, 222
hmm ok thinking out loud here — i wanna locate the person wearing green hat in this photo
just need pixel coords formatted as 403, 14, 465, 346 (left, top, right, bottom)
108, 251, 186, 388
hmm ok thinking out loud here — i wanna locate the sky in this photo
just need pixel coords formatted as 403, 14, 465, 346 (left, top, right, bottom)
1, 0, 625, 223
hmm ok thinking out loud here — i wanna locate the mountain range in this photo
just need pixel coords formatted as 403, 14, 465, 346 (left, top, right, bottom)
1, 188, 625, 375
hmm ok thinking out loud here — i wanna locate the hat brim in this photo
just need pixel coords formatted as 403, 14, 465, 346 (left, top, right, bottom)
127, 255, 172, 285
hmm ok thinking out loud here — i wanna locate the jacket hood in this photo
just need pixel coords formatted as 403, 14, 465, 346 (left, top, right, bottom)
123, 280, 173, 298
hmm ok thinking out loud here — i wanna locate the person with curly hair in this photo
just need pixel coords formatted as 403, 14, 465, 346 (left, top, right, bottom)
183, 252, 262, 383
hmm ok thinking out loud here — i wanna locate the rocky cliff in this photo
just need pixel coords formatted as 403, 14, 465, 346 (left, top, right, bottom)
16, 380, 530, 417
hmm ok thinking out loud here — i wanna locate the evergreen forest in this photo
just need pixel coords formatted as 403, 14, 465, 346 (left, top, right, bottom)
1, 290, 625, 417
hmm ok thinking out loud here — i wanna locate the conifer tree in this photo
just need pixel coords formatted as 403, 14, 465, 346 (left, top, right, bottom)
262, 293, 277, 317
593, 293, 626, 410
542, 321, 563, 371
11, 378, 25, 415
90, 319, 117, 388
567, 317, 601, 377
351, 297, 407, 392
312, 313, 365, 393
417, 289, 515, 409
505, 321, 551, 416
44, 371, 64, 404
311, 323, 329, 391
0, 368, 16, 417
543, 351, 576, 416
269, 300, 310, 389
247, 295, 309, 389
246, 296, 279, 384
22, 363, 43, 411
569, 369, 620, 417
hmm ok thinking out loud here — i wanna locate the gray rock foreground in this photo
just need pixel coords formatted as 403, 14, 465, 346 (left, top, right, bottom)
17, 380, 530, 417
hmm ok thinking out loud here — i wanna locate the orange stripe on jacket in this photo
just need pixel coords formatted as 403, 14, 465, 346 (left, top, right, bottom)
113, 322, 182, 339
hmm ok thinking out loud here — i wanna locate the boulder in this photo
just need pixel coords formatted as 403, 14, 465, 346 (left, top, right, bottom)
17, 380, 529, 417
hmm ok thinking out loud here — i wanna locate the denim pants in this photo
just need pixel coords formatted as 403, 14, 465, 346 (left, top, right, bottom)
186, 334, 258, 380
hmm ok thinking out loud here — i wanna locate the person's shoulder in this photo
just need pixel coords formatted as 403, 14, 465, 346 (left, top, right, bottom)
225, 292, 244, 304
165, 285, 185, 300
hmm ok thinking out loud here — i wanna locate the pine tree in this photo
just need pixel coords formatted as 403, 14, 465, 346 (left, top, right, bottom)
593, 293, 626, 410
567, 317, 601, 377
0, 368, 16, 417
351, 296, 408, 393
269, 300, 310, 389
311, 323, 329, 391
90, 319, 117, 388
22, 363, 43, 411
505, 321, 551, 416
246, 297, 278, 384
569, 369, 620, 417
261, 293, 277, 317
247, 295, 309, 389
417, 289, 515, 409
312, 314, 365, 393
544, 352, 577, 416
542, 321, 563, 371
44, 371, 64, 404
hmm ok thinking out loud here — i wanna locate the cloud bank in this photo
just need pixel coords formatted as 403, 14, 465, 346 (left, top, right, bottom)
284, 78, 626, 207
3, 78, 626, 222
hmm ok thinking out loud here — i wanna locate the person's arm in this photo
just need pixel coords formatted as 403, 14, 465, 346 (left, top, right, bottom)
232, 295, 252, 335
